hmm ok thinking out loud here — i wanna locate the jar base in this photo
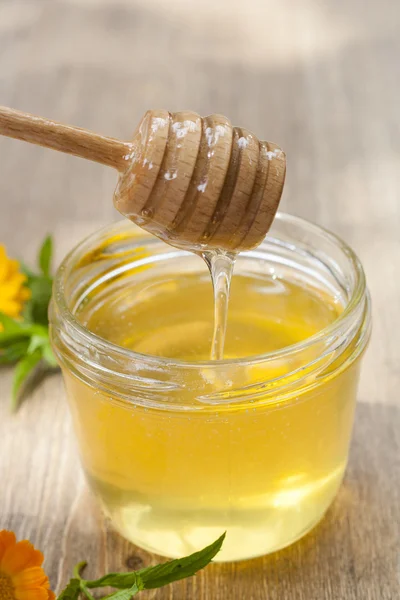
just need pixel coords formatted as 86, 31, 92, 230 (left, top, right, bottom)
104, 497, 337, 563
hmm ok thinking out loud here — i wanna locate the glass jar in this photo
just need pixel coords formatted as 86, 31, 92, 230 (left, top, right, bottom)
50, 213, 371, 562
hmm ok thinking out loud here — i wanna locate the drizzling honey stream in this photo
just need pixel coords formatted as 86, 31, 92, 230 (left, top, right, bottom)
112, 110, 286, 359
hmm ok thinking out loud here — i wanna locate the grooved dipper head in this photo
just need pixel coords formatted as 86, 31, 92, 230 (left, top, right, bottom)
114, 110, 286, 252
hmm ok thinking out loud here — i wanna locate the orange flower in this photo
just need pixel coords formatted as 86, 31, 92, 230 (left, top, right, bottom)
0, 530, 55, 600
0, 245, 31, 326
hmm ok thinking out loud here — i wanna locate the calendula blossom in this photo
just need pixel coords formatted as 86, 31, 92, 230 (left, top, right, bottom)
0, 530, 55, 600
0, 245, 30, 326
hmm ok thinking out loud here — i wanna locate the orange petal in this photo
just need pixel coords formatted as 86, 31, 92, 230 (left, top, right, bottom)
0, 530, 16, 563
1, 277, 26, 300
1, 540, 44, 575
0, 247, 7, 283
0, 298, 21, 316
5, 258, 21, 278
13, 566, 48, 588
22, 547, 44, 570
17, 287, 31, 302
47, 591, 56, 600
15, 588, 49, 600
0, 265, 8, 283
10, 272, 27, 287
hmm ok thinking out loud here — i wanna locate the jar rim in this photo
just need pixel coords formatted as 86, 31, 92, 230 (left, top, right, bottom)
52, 212, 369, 371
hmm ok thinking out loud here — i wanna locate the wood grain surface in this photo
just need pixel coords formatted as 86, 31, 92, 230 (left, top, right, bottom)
0, 0, 399, 598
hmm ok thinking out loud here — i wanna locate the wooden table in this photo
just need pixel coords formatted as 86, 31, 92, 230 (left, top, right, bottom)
1, 1, 399, 597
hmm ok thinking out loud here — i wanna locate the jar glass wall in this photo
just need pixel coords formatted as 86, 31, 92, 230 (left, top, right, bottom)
50, 213, 371, 562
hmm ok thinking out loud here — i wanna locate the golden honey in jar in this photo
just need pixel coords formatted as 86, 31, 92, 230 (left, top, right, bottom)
50, 213, 370, 561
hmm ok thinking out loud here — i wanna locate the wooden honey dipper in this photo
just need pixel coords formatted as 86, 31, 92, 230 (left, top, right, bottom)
0, 106, 286, 251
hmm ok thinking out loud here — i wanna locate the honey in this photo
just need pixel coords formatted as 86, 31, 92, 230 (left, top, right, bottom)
78, 262, 339, 360
50, 215, 370, 561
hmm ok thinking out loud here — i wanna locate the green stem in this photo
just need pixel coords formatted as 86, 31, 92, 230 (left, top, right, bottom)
73, 562, 88, 580
72, 562, 96, 600
79, 586, 96, 600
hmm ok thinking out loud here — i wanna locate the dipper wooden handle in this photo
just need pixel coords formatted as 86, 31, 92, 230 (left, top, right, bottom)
0, 106, 131, 170
0, 106, 286, 252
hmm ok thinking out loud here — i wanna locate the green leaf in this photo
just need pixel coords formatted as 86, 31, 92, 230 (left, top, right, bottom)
0, 332, 27, 347
0, 331, 31, 351
0, 322, 47, 350
25, 275, 53, 326
57, 578, 81, 600
140, 532, 225, 589
21, 300, 33, 323
12, 349, 42, 410
103, 578, 143, 599
0, 321, 28, 347
87, 533, 225, 590
38, 235, 53, 276
0, 322, 46, 341
20, 261, 36, 279
42, 342, 58, 367
0, 313, 25, 333
27, 334, 47, 354
0, 340, 30, 364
